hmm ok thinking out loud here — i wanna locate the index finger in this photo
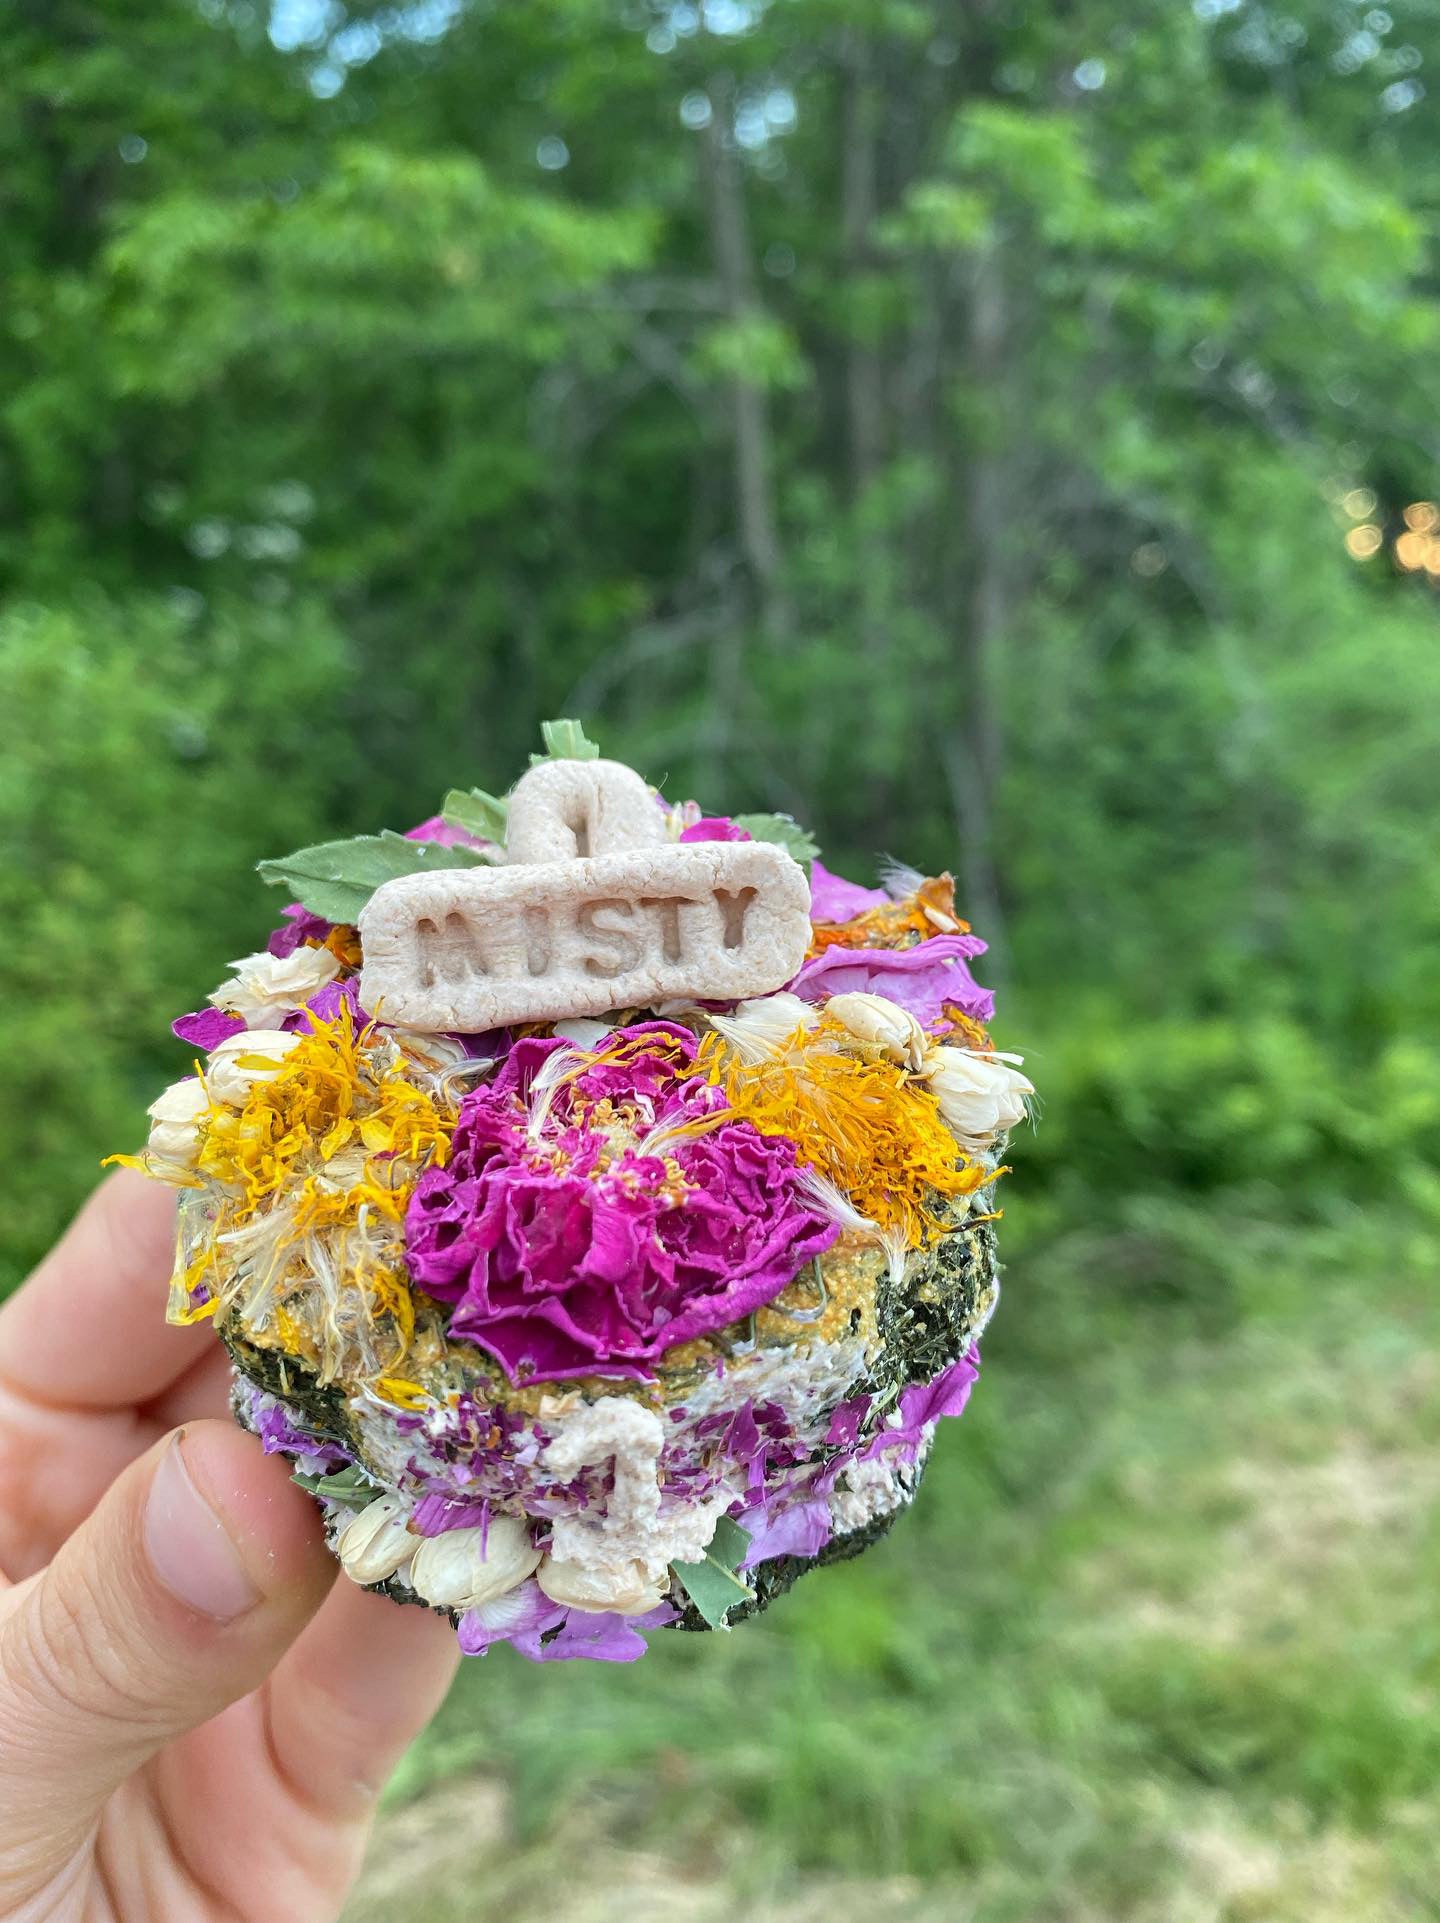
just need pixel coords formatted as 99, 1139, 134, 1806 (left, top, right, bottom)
0, 1170, 204, 1411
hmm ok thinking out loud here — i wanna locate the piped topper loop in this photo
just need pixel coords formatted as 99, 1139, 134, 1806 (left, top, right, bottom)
358, 759, 812, 1031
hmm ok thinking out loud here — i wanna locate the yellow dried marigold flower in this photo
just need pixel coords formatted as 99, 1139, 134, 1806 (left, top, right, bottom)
692, 1016, 989, 1251
162, 1004, 456, 1384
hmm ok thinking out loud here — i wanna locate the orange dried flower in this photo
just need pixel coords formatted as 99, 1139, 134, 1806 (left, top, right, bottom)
936, 1004, 995, 1051
807, 873, 971, 958
322, 924, 364, 970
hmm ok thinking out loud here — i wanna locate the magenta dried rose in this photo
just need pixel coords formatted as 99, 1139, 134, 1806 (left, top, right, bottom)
404, 1024, 838, 1380
678, 815, 751, 843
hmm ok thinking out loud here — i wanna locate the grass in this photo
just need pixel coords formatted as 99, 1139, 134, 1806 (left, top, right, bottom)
346, 1196, 1440, 1921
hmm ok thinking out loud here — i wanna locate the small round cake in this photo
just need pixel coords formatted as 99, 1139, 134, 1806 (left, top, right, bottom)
122, 721, 1031, 1662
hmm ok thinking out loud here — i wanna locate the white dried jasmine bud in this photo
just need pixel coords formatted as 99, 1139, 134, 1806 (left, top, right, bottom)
925, 1046, 1033, 1146
408, 1516, 541, 1610
335, 1494, 416, 1586
146, 1076, 210, 1169
707, 991, 819, 1064
208, 944, 341, 1028
537, 1555, 668, 1617
392, 1029, 471, 1075
825, 991, 929, 1071
204, 1028, 300, 1104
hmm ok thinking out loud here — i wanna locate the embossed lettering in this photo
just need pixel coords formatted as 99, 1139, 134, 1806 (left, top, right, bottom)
359, 788, 812, 1031
577, 898, 643, 978
638, 895, 697, 963
714, 886, 758, 950
416, 912, 486, 986
522, 905, 553, 977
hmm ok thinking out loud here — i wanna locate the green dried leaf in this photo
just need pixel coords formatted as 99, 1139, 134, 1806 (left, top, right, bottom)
731, 812, 821, 870
533, 717, 602, 763
257, 828, 491, 922
441, 786, 509, 844
671, 1514, 755, 1629
291, 1464, 381, 1504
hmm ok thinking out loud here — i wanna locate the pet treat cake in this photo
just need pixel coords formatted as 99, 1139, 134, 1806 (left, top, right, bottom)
119, 721, 1031, 1662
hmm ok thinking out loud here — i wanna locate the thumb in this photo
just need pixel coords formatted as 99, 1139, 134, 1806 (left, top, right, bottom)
0, 1420, 335, 1871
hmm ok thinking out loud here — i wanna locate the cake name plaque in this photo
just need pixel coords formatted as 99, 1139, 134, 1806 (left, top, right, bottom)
358, 759, 811, 1030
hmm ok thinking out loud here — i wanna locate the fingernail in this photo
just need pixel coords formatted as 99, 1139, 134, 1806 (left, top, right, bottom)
144, 1433, 262, 1621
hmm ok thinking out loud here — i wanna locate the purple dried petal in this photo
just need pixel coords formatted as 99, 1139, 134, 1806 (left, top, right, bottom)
529, 1601, 676, 1664
824, 1394, 871, 1449
411, 1494, 492, 1537
788, 936, 994, 1025
245, 1389, 352, 1468
738, 1497, 833, 1568
457, 1579, 566, 1656
267, 903, 334, 959
856, 1349, 981, 1461
283, 976, 368, 1032
172, 1007, 246, 1050
405, 816, 496, 851
808, 859, 889, 922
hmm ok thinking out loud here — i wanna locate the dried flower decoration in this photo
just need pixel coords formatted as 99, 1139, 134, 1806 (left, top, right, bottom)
692, 1014, 992, 1253
113, 721, 1028, 1662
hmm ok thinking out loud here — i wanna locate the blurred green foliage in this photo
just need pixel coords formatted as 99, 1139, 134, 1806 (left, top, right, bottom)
3, 2, 1439, 1909
4, 0, 1437, 1288
0, 593, 354, 1268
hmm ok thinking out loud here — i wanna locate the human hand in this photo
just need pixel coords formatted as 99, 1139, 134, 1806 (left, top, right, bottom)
0, 1171, 459, 1920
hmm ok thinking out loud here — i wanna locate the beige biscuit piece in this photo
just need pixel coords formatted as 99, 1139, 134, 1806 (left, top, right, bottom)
504, 757, 667, 865
358, 839, 811, 1031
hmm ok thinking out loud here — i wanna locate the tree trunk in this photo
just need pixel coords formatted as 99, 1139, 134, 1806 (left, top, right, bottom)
841, 30, 884, 502
946, 240, 1010, 965
699, 83, 789, 636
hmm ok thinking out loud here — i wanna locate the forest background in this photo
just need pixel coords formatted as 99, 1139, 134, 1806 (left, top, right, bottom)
5, 3, 1439, 1917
